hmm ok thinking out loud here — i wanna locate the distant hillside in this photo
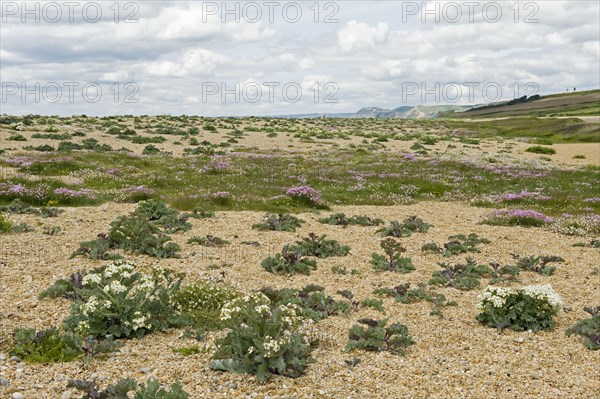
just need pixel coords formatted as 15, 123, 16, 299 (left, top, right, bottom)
453, 90, 600, 118
277, 104, 471, 119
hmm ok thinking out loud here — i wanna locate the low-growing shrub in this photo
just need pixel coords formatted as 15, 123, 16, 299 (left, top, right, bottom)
261, 244, 317, 275
291, 233, 350, 258
186, 208, 215, 219
318, 213, 384, 227
211, 292, 315, 382
345, 318, 415, 355
482, 209, 553, 227
476, 284, 563, 331
377, 216, 430, 238
549, 214, 600, 236
566, 306, 600, 350
525, 145, 556, 155
370, 238, 415, 273
429, 258, 491, 290
252, 213, 304, 232
285, 185, 326, 208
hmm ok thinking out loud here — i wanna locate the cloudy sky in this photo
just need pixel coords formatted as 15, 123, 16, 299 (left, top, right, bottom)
1, 0, 599, 116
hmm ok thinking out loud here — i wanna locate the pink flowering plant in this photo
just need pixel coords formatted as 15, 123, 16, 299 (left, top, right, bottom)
285, 185, 326, 208
481, 209, 553, 227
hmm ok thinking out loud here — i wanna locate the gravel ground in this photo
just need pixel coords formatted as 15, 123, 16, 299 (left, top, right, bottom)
1, 202, 599, 399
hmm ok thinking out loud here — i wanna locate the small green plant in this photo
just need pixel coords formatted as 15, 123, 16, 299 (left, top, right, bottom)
420, 242, 443, 253
252, 213, 305, 232
370, 238, 415, 273
318, 213, 384, 227
187, 235, 229, 247
511, 254, 564, 276
442, 233, 491, 256
211, 292, 315, 382
573, 155, 586, 159
39, 271, 86, 300
429, 258, 491, 290
291, 233, 350, 258
331, 265, 359, 275
11, 222, 35, 233
525, 145, 556, 155
186, 208, 215, 219
42, 225, 62, 235
476, 284, 563, 331
566, 306, 600, 350
360, 297, 385, 312
377, 216, 430, 238
10, 328, 82, 363
488, 262, 520, 284
373, 283, 457, 317
0, 213, 13, 233
345, 318, 415, 355
173, 345, 201, 356
261, 244, 317, 275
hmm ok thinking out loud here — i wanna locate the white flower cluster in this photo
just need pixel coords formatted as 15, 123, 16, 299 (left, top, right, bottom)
103, 280, 127, 294
130, 311, 152, 331
520, 284, 563, 310
263, 335, 283, 358
103, 260, 135, 279
476, 286, 512, 310
81, 295, 111, 316
220, 292, 270, 321
82, 273, 101, 286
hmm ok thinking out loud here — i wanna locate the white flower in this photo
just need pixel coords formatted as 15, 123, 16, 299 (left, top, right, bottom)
82, 273, 101, 286
520, 284, 563, 309
476, 286, 512, 309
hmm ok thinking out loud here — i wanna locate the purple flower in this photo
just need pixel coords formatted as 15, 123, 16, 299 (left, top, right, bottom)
285, 185, 322, 204
53, 188, 96, 199
211, 191, 231, 199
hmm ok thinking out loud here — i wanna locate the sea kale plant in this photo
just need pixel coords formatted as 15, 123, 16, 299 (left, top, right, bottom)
260, 284, 349, 322
476, 284, 563, 331
488, 262, 520, 284
441, 233, 491, 256
345, 318, 415, 355
71, 200, 185, 259
370, 238, 415, 273
252, 213, 305, 232
377, 216, 431, 238
373, 283, 457, 317
211, 291, 315, 382
318, 213, 384, 227
10, 328, 83, 363
511, 254, 564, 276
40, 260, 186, 339
261, 244, 317, 275
566, 306, 600, 350
429, 258, 492, 291
291, 233, 350, 258
67, 377, 189, 399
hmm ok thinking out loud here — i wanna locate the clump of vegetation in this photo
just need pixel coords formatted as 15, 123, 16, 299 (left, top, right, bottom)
441, 233, 491, 256
187, 235, 229, 247
291, 233, 350, 258
373, 283, 457, 317
211, 292, 315, 382
525, 145, 556, 155
429, 258, 491, 290
318, 213, 384, 227
261, 244, 318, 275
476, 284, 563, 331
345, 318, 415, 355
10, 328, 83, 363
41, 261, 186, 339
549, 214, 600, 236
331, 265, 359, 275
488, 262, 520, 284
482, 209, 553, 227
370, 238, 415, 273
260, 284, 349, 322
377, 216, 430, 238
252, 213, 305, 232
511, 254, 564, 276
71, 200, 186, 259
566, 306, 600, 350
0, 213, 13, 233
67, 378, 189, 399
173, 278, 239, 331
186, 208, 215, 219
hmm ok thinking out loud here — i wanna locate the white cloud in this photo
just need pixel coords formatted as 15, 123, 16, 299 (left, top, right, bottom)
337, 21, 389, 52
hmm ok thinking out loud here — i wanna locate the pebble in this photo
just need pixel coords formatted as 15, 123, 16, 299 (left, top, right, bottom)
229, 383, 237, 390
13, 393, 24, 399
0, 354, 5, 361
8, 356, 21, 363
515, 337, 525, 343
140, 367, 152, 374
1, 377, 9, 386
530, 371, 543, 380
61, 392, 72, 399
